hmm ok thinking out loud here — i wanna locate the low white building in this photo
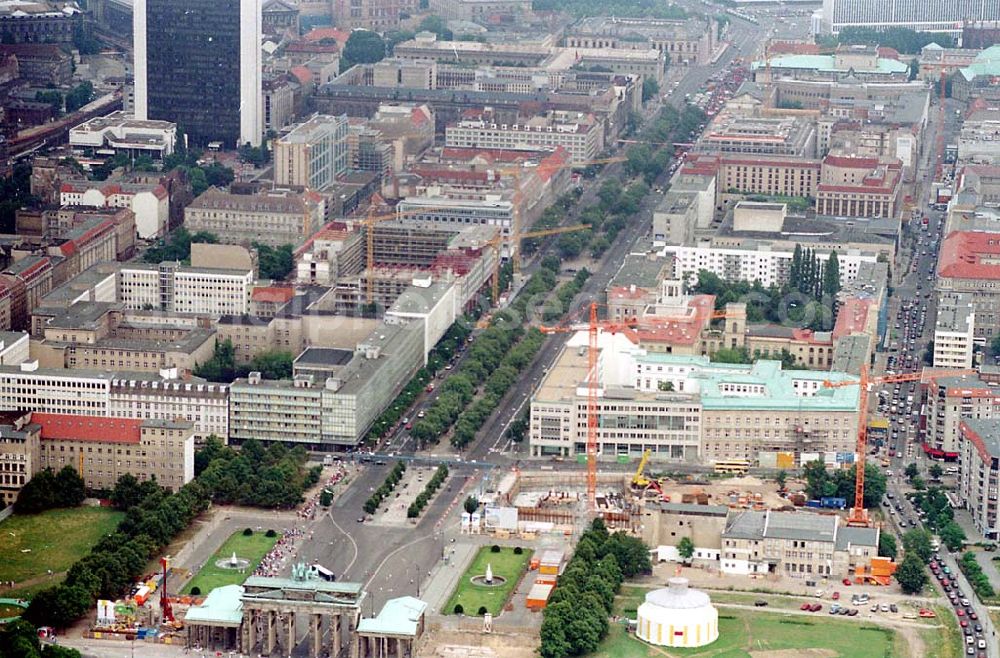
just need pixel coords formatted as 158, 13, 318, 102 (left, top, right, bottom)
636, 578, 718, 649
934, 292, 976, 369
384, 278, 457, 363
69, 111, 177, 160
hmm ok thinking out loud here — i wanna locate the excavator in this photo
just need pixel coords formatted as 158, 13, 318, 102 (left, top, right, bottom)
631, 449, 670, 501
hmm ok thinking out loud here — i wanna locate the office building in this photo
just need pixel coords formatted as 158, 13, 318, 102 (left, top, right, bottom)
695, 113, 817, 158
229, 320, 425, 448
133, 0, 262, 147
818, 0, 1000, 35
119, 262, 254, 316
429, 0, 530, 22
564, 16, 716, 66
274, 114, 350, 190
184, 188, 325, 248
933, 293, 977, 369
0, 0, 83, 44
35, 413, 195, 491
958, 418, 1000, 540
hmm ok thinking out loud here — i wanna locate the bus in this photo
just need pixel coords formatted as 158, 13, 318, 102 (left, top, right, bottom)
713, 459, 751, 475
311, 563, 336, 582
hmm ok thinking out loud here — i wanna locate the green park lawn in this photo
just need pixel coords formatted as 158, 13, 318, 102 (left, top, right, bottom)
445, 546, 532, 616
598, 608, 904, 658
181, 530, 279, 595
0, 507, 124, 584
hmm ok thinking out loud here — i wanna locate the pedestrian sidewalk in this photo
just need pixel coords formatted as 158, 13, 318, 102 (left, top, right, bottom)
421, 541, 478, 615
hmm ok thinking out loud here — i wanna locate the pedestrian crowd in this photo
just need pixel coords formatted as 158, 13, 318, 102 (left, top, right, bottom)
253, 527, 304, 577
297, 462, 349, 520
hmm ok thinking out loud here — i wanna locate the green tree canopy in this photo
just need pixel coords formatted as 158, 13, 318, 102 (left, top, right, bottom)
895, 553, 928, 594
343, 30, 387, 69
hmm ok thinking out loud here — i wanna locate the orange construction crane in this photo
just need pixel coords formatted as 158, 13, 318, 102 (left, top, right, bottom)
538, 303, 743, 510
822, 367, 976, 526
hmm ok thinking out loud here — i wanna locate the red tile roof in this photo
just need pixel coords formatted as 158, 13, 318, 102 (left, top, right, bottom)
290, 66, 313, 86
832, 296, 872, 339
938, 231, 1000, 280
252, 286, 295, 304
303, 27, 350, 46
34, 413, 142, 444
823, 154, 883, 169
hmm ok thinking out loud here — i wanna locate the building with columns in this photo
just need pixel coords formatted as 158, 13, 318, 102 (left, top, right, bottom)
356, 596, 427, 658
816, 155, 903, 219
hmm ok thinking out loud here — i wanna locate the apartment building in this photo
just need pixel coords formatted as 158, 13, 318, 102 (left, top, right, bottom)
444, 109, 603, 166
34, 413, 194, 492
925, 375, 1000, 458
937, 231, 1000, 342
184, 188, 325, 248
68, 111, 177, 161
0, 417, 41, 505
933, 293, 976, 369
816, 155, 903, 219
745, 326, 835, 370
229, 320, 425, 448
662, 242, 876, 290
47, 217, 122, 287
0, 256, 54, 331
0, 363, 227, 441
958, 418, 1000, 540
273, 114, 350, 190
119, 262, 253, 316
721, 510, 878, 579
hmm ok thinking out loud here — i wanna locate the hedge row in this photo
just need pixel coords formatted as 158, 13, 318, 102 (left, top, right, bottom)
363, 461, 406, 515
407, 465, 449, 518
959, 552, 996, 600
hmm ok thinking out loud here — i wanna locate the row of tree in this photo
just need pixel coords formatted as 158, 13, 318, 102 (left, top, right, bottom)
363, 460, 406, 515
407, 465, 449, 518
194, 437, 321, 508
803, 460, 887, 509
366, 322, 473, 443
14, 466, 85, 514
23, 475, 212, 628
959, 551, 996, 600
253, 242, 295, 281
693, 269, 837, 332
895, 528, 937, 594
907, 483, 966, 551
20, 438, 321, 629
789, 245, 841, 299
542, 270, 591, 322
540, 519, 651, 658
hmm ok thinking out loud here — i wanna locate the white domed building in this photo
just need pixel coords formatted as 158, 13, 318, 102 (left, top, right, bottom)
636, 577, 718, 648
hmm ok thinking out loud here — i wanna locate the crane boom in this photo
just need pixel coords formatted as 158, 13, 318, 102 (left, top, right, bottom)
821, 367, 977, 526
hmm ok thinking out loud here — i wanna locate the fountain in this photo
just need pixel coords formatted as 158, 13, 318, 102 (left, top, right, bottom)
470, 563, 505, 587
215, 551, 251, 571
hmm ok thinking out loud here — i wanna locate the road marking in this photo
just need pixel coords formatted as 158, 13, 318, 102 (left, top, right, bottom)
326, 510, 359, 578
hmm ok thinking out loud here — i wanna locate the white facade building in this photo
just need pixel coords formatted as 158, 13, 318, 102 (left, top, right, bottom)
661, 243, 878, 289
444, 113, 603, 165
934, 292, 976, 369
119, 263, 253, 316
819, 0, 1000, 35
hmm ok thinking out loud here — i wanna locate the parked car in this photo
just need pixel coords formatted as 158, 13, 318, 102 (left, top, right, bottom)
754, 600, 768, 607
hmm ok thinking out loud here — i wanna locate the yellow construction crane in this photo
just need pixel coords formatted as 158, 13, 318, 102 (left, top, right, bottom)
632, 449, 653, 488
